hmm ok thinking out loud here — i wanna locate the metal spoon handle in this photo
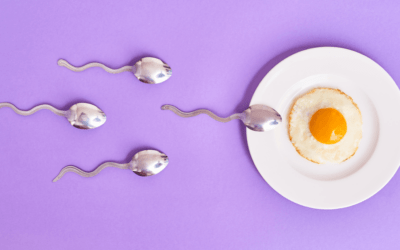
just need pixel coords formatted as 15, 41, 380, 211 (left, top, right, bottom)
58, 59, 133, 74
53, 162, 130, 182
161, 104, 241, 123
0, 103, 66, 117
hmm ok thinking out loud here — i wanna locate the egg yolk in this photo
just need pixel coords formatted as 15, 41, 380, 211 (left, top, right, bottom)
309, 108, 347, 144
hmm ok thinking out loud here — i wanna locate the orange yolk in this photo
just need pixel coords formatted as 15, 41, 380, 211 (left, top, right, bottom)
309, 108, 347, 144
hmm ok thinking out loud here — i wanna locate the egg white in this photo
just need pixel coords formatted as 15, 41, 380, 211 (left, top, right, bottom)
289, 88, 362, 164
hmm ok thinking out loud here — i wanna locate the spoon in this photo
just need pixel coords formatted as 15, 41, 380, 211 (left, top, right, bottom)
0, 102, 106, 129
58, 57, 172, 84
161, 104, 282, 132
53, 149, 169, 182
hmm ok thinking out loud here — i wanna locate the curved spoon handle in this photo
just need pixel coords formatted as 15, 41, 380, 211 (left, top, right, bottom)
53, 162, 130, 182
161, 104, 241, 123
58, 59, 132, 74
0, 103, 66, 117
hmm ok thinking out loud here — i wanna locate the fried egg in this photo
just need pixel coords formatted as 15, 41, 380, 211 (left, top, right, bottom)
289, 88, 362, 164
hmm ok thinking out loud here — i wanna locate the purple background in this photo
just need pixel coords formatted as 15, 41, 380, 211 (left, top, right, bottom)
0, 1, 399, 249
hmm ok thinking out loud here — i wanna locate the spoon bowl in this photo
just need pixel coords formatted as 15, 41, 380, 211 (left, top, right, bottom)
132, 57, 172, 84
241, 104, 282, 132
66, 103, 107, 129
130, 150, 169, 176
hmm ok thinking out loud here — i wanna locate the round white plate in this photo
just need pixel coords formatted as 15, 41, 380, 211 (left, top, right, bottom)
247, 47, 400, 209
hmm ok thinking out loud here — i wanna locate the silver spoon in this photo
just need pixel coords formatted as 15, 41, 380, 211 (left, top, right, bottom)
53, 149, 169, 182
0, 102, 106, 129
58, 57, 172, 84
161, 104, 282, 132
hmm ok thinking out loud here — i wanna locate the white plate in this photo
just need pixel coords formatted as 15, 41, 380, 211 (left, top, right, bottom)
247, 47, 400, 209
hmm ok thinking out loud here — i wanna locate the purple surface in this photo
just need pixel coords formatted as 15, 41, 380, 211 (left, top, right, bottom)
0, 1, 400, 249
